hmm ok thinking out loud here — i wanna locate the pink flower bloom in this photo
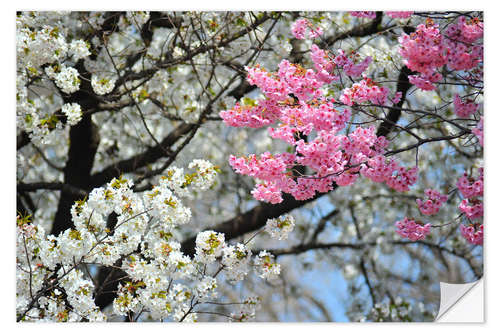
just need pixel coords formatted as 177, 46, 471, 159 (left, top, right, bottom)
386, 166, 418, 192
340, 77, 390, 106
395, 217, 431, 241
251, 183, 283, 204
456, 168, 483, 220
398, 16, 483, 91
386, 11, 413, 19
398, 22, 447, 77
416, 189, 448, 215
291, 19, 323, 40
453, 94, 479, 118
460, 224, 483, 245
457, 168, 483, 199
334, 49, 372, 77
392, 91, 402, 104
361, 155, 395, 183
350, 12, 376, 19
310, 44, 338, 83
220, 100, 281, 128
459, 17, 483, 42
220, 19, 423, 204
444, 16, 483, 71
459, 199, 483, 220
291, 19, 307, 39
472, 117, 483, 146
408, 72, 442, 91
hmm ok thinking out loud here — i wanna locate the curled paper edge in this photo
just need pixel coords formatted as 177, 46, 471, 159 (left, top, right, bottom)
435, 279, 483, 322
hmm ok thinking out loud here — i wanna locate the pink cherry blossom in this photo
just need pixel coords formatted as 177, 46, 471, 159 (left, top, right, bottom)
220, 22, 419, 204
453, 94, 479, 118
291, 19, 323, 40
416, 189, 448, 215
472, 117, 483, 146
333, 49, 372, 77
457, 168, 483, 199
444, 16, 483, 71
398, 21, 447, 77
340, 77, 390, 106
395, 217, 431, 241
460, 224, 483, 245
350, 12, 377, 19
251, 182, 283, 204
398, 17, 483, 91
459, 199, 483, 220
386, 11, 413, 19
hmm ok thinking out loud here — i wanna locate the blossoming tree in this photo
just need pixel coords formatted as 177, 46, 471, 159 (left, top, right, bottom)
17, 11, 483, 322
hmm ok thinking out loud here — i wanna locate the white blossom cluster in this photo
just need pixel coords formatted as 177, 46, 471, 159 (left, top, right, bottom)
61, 103, 82, 125
16, 13, 95, 144
125, 11, 150, 29
188, 159, 219, 190
264, 214, 295, 240
157, 159, 219, 199
222, 243, 252, 283
91, 74, 116, 95
230, 296, 262, 322
17, 158, 277, 322
54, 65, 81, 94
16, 219, 105, 321
69, 39, 91, 61
195, 230, 226, 264
253, 251, 281, 281
369, 298, 412, 322
16, 25, 68, 69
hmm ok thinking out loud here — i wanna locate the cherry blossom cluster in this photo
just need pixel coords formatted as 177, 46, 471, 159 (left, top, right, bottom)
398, 17, 483, 91
456, 167, 483, 221
416, 188, 448, 215
16, 17, 87, 144
453, 94, 479, 118
394, 217, 431, 241
472, 116, 483, 146
91, 74, 117, 96
17, 24, 68, 69
230, 296, 262, 322
221, 24, 417, 204
349, 12, 376, 19
340, 77, 390, 106
386, 12, 413, 19
459, 224, 483, 245
398, 20, 447, 91
61, 103, 82, 126
370, 297, 414, 322
309, 44, 338, 83
253, 251, 281, 281
291, 18, 323, 40
222, 243, 253, 284
443, 16, 483, 72
228, 122, 417, 203
454, 167, 483, 245
195, 230, 226, 263
69, 39, 91, 61
219, 98, 281, 129
334, 50, 373, 78
54, 66, 81, 94
458, 199, 483, 221
309, 45, 372, 82
16, 13, 128, 145
17, 159, 273, 322
264, 214, 295, 240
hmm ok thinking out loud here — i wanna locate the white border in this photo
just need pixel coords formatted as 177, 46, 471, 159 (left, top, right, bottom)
3, 1, 497, 331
